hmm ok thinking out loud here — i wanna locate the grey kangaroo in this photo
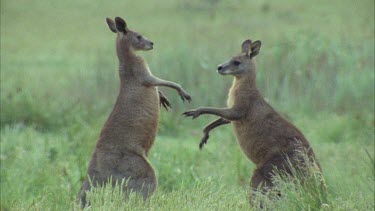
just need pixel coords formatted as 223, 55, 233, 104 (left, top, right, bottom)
183, 39, 320, 203
78, 17, 191, 207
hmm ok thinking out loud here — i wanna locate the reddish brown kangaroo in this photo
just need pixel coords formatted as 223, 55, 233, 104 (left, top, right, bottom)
183, 39, 320, 202
78, 17, 191, 207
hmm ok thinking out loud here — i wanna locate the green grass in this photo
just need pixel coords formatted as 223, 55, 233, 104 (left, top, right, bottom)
1, 0, 374, 210
1, 115, 373, 210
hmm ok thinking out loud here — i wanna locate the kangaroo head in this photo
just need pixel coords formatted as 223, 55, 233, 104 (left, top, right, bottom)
106, 17, 154, 51
217, 39, 261, 77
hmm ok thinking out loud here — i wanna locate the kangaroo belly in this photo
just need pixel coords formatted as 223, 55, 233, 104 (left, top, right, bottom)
232, 121, 258, 162
232, 121, 278, 166
122, 86, 160, 152
99, 86, 160, 155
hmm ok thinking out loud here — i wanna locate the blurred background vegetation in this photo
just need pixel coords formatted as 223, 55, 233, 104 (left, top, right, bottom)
1, 0, 374, 210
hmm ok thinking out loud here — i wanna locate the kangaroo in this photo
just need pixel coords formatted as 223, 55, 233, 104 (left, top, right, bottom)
183, 39, 321, 202
78, 17, 191, 207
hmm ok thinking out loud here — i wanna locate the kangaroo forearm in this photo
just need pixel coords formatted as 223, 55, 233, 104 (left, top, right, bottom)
198, 117, 231, 149
203, 118, 231, 133
158, 80, 181, 91
141, 75, 191, 102
142, 76, 181, 91
200, 107, 243, 121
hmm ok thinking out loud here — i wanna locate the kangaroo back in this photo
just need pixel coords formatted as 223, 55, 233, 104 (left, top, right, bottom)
78, 17, 160, 207
79, 16, 191, 207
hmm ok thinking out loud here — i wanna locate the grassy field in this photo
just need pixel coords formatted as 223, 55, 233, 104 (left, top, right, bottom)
1, 0, 374, 210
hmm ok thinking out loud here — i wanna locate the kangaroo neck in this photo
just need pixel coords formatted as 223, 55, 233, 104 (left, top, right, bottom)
230, 73, 263, 110
117, 42, 138, 69
233, 74, 258, 93
116, 41, 140, 89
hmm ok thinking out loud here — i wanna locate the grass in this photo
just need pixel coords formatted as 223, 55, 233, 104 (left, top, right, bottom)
1, 0, 374, 210
1, 115, 373, 210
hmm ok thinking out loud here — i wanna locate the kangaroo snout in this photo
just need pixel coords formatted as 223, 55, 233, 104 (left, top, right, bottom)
146, 41, 154, 50
217, 65, 228, 75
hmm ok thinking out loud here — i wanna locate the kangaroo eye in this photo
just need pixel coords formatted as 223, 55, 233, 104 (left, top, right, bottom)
233, 61, 241, 66
137, 35, 142, 40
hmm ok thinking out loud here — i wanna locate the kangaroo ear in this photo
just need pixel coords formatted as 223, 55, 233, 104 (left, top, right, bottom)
106, 18, 117, 33
250, 40, 262, 59
241, 39, 252, 55
115, 17, 127, 34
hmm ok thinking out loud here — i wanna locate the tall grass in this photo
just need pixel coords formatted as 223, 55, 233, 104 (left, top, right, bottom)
1, 119, 373, 210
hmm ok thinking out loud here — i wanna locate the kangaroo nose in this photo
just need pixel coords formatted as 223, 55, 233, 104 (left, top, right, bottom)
150, 42, 154, 46
217, 66, 223, 71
